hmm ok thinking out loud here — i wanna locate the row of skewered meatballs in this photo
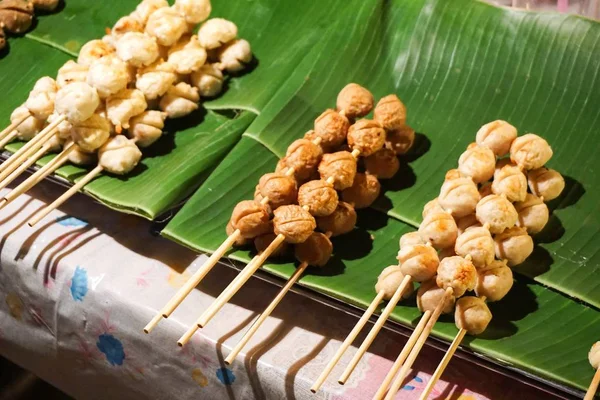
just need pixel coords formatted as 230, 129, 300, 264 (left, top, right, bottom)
376, 120, 564, 334
6, 0, 252, 177
227, 83, 415, 268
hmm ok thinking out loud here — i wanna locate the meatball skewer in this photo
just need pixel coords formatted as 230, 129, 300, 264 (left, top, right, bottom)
586, 342, 600, 400
175, 84, 386, 346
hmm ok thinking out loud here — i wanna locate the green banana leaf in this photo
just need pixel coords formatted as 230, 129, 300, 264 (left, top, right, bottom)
163, 137, 600, 393
163, 0, 600, 394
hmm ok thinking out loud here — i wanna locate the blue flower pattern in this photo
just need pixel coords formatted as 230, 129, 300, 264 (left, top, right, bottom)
402, 375, 423, 391
56, 216, 88, 228
96, 334, 125, 366
70, 267, 88, 301
216, 367, 235, 385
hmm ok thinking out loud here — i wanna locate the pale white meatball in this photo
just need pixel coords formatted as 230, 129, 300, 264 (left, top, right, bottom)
422, 197, 444, 218
476, 262, 513, 302
444, 168, 464, 181
456, 214, 481, 235
492, 158, 527, 202
25, 78, 57, 120
98, 135, 142, 175
77, 40, 115, 66
397, 244, 439, 282
190, 64, 224, 97
436, 256, 477, 297
458, 143, 496, 183
87, 55, 129, 99
159, 82, 199, 118
111, 15, 144, 38
56, 61, 89, 89
514, 193, 549, 234
590, 342, 600, 369
174, 0, 211, 24
494, 226, 534, 267
55, 82, 100, 124
217, 39, 252, 73
510, 133, 553, 170
438, 177, 480, 218
168, 35, 207, 74
198, 18, 238, 49
417, 279, 455, 314
10, 106, 43, 141
65, 140, 97, 165
106, 88, 148, 130
116, 32, 160, 68
135, 59, 177, 100
127, 110, 167, 147
475, 120, 517, 156
475, 194, 518, 234
145, 7, 187, 47
47, 112, 73, 139
399, 232, 424, 249
527, 167, 565, 201
70, 114, 111, 152
455, 296, 492, 335
454, 226, 495, 269
418, 210, 458, 250
375, 265, 414, 301
130, 0, 169, 25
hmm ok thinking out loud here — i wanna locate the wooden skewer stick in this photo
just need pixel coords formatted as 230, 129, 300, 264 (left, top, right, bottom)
177, 234, 286, 347
0, 129, 19, 150
0, 115, 64, 174
372, 310, 432, 400
418, 294, 486, 400
585, 368, 600, 400
1, 143, 75, 206
0, 143, 50, 192
311, 291, 386, 393
0, 112, 29, 139
383, 287, 453, 400
338, 274, 413, 385
225, 262, 309, 365
28, 165, 103, 226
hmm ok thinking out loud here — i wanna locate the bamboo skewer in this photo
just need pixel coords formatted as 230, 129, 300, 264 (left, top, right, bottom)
338, 274, 413, 384
585, 368, 600, 400
0, 143, 51, 192
28, 165, 103, 226
418, 295, 487, 400
383, 288, 453, 400
372, 310, 432, 400
225, 261, 309, 365
311, 290, 386, 393
0, 112, 29, 140
1, 143, 75, 207
0, 115, 64, 174
0, 129, 19, 150
177, 233, 286, 346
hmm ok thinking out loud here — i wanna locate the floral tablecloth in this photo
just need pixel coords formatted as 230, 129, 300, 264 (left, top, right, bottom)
0, 177, 556, 400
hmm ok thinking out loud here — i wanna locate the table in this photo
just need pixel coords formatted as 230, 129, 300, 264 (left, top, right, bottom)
0, 177, 558, 399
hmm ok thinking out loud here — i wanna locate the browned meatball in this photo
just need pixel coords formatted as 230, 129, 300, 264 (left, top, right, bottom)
374, 94, 406, 131
298, 180, 338, 217
253, 184, 272, 214
336, 83, 374, 119
347, 119, 386, 156
273, 205, 316, 243
386, 125, 415, 155
254, 233, 289, 258
229, 200, 271, 239
258, 173, 297, 209
313, 109, 350, 150
316, 201, 357, 236
318, 151, 357, 190
226, 221, 250, 246
282, 138, 323, 180
294, 232, 333, 267
364, 148, 400, 179
342, 173, 381, 209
